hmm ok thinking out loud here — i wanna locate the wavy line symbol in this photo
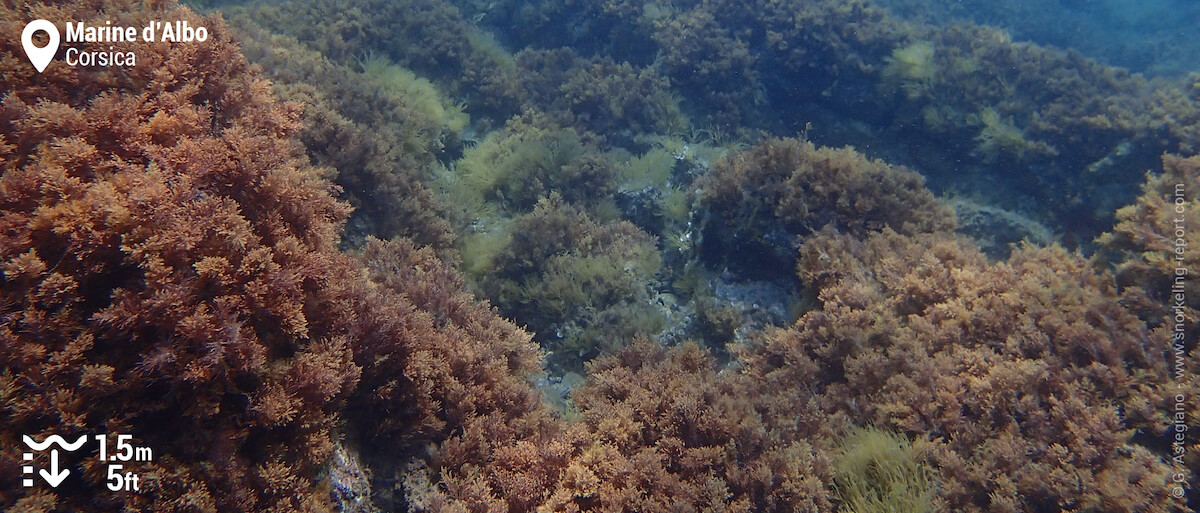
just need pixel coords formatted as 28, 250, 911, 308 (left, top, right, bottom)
23, 434, 88, 452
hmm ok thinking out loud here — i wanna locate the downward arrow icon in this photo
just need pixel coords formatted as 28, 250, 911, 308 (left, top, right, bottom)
40, 449, 69, 487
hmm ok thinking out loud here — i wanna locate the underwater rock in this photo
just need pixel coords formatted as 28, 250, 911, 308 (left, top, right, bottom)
613, 185, 665, 235
702, 272, 801, 348
327, 443, 378, 513
948, 197, 1056, 259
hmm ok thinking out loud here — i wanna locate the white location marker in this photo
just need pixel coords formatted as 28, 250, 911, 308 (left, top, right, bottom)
22, 19, 59, 73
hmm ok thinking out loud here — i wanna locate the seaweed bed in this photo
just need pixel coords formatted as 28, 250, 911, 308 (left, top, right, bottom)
1, 0, 1198, 512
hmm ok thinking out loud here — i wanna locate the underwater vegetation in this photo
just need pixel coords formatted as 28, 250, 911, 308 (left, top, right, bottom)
873, 0, 1200, 76
228, 0, 685, 143
1, 2, 555, 511
1099, 154, 1200, 345
507, 48, 686, 144
0, 2, 360, 509
435, 115, 617, 224
832, 428, 935, 513
462, 0, 1200, 243
742, 226, 1183, 512
474, 194, 664, 372
225, 16, 460, 252
537, 340, 834, 513
696, 137, 954, 280
2, 0, 1197, 512
881, 40, 937, 100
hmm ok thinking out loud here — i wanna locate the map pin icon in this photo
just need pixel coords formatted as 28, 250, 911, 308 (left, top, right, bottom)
22, 20, 59, 73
